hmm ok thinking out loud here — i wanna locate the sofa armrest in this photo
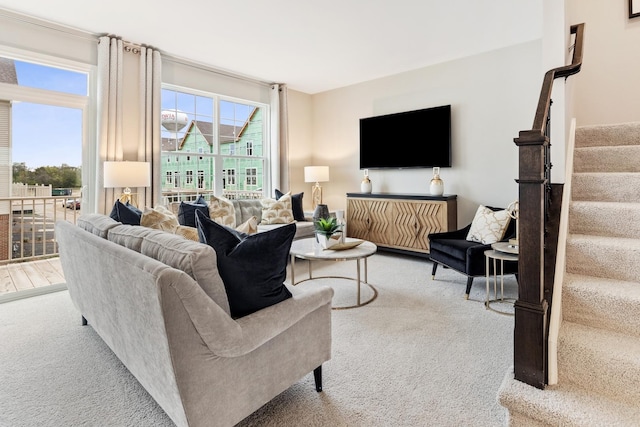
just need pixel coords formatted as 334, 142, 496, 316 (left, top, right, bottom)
166, 277, 333, 358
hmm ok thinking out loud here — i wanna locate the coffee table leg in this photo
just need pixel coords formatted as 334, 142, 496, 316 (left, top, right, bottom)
290, 254, 295, 285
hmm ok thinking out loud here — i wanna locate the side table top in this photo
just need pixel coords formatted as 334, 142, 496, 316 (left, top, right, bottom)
290, 237, 377, 261
484, 249, 518, 262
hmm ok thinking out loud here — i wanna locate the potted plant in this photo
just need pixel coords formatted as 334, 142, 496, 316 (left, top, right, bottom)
314, 217, 342, 249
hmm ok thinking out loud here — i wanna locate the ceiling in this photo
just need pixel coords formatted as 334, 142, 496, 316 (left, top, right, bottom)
0, 1, 543, 94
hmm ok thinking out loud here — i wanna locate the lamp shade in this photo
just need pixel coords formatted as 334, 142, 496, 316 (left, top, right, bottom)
304, 166, 329, 183
103, 161, 151, 188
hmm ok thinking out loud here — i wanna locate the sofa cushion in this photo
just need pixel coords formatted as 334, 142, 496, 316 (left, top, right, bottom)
208, 195, 236, 228
466, 205, 511, 244
178, 195, 210, 228
275, 189, 305, 222
107, 224, 231, 315
141, 205, 180, 233
257, 220, 315, 240
196, 211, 294, 319
109, 200, 142, 225
260, 193, 294, 225
77, 214, 120, 238
232, 199, 263, 226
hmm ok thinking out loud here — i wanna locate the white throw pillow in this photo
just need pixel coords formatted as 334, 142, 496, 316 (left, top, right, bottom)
260, 193, 294, 224
466, 205, 511, 244
208, 195, 236, 228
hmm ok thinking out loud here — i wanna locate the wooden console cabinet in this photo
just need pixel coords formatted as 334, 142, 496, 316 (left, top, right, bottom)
346, 193, 457, 256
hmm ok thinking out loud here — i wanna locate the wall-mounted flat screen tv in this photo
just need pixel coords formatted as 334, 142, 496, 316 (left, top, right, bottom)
359, 105, 451, 169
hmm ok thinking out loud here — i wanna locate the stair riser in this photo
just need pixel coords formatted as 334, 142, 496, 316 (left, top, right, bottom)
569, 203, 640, 239
558, 335, 640, 403
572, 174, 640, 203
563, 287, 640, 339
574, 146, 640, 173
575, 123, 640, 148
566, 240, 640, 283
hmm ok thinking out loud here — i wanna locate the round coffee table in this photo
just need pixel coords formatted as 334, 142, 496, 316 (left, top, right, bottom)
289, 237, 378, 309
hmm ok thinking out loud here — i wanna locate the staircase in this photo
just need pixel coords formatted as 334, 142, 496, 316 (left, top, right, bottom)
498, 122, 640, 425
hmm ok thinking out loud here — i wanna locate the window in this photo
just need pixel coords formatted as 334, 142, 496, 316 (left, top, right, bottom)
166, 171, 173, 184
245, 167, 257, 187
174, 171, 180, 188
161, 86, 267, 202
197, 170, 205, 189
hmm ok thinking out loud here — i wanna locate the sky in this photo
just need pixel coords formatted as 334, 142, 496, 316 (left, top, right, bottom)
11, 60, 86, 168
10, 59, 254, 169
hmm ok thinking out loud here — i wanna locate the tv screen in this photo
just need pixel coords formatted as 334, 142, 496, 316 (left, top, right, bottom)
359, 105, 451, 169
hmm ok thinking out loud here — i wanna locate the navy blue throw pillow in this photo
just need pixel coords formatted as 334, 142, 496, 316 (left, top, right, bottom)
195, 210, 294, 318
178, 195, 209, 227
275, 189, 306, 222
109, 200, 142, 225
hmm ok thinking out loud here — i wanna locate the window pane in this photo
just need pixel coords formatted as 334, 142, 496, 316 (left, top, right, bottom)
1, 57, 88, 96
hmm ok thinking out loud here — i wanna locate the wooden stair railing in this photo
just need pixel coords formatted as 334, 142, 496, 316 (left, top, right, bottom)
513, 23, 585, 389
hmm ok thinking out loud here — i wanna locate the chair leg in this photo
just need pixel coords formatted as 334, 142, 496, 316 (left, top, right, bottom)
464, 276, 474, 300
313, 365, 323, 392
431, 262, 438, 279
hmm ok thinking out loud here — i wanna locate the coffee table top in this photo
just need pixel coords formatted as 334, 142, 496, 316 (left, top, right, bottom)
290, 237, 377, 261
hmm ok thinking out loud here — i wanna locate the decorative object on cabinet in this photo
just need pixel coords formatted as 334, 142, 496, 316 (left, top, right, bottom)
429, 167, 444, 196
346, 193, 457, 256
304, 166, 330, 208
360, 169, 372, 193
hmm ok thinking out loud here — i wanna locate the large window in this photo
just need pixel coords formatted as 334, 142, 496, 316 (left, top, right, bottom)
160, 85, 268, 202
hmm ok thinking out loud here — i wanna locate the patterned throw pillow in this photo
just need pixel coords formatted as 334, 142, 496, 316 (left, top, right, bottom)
260, 193, 294, 225
208, 195, 236, 227
236, 216, 258, 235
275, 189, 306, 222
140, 205, 180, 233
466, 205, 512, 244
175, 225, 199, 241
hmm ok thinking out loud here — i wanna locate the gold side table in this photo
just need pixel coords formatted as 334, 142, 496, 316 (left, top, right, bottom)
484, 248, 518, 315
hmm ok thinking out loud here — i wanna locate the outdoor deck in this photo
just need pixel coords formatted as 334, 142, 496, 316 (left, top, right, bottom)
0, 257, 65, 296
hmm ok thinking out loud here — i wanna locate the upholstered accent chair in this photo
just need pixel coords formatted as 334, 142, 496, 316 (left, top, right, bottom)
428, 206, 517, 299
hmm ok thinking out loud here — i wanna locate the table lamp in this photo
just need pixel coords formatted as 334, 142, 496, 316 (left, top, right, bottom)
103, 161, 151, 206
304, 166, 329, 208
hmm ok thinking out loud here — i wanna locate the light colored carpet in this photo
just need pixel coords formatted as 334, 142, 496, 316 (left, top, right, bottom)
0, 252, 518, 427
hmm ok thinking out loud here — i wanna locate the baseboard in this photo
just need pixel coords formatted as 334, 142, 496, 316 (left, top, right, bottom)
0, 283, 68, 304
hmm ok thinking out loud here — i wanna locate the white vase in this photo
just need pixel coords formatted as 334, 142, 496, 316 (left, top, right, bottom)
361, 177, 372, 193
317, 233, 340, 249
429, 167, 444, 196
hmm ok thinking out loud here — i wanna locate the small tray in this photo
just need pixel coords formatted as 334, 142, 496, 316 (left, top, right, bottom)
324, 240, 364, 251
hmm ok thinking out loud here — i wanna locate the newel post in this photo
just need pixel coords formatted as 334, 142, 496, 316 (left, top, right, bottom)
513, 130, 548, 389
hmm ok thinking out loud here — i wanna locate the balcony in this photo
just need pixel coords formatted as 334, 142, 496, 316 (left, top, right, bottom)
0, 195, 79, 301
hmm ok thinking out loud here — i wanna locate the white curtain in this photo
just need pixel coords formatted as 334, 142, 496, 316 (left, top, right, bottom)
270, 83, 290, 193
96, 36, 161, 213
137, 46, 161, 208
96, 36, 124, 214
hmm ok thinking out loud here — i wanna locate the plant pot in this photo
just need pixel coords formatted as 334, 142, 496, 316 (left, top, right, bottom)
316, 232, 341, 249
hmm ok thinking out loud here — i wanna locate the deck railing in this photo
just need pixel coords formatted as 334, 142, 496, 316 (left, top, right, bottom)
0, 196, 81, 264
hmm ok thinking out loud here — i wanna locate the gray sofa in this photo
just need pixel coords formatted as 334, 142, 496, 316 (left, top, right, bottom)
55, 214, 333, 427
170, 198, 316, 240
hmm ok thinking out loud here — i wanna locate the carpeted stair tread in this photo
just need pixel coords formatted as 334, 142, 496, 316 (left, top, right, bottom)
563, 273, 640, 338
566, 234, 640, 283
572, 172, 640, 203
575, 122, 640, 147
574, 145, 640, 173
558, 321, 640, 404
498, 368, 640, 426
569, 201, 640, 238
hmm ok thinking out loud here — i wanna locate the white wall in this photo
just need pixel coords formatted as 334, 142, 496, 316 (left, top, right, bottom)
567, 0, 640, 126
292, 41, 543, 226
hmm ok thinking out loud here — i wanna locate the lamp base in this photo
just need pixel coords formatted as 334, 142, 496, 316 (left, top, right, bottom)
311, 183, 323, 208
